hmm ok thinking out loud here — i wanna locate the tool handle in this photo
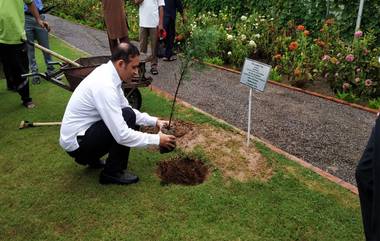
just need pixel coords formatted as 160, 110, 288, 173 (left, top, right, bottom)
26, 40, 81, 67
33, 122, 62, 126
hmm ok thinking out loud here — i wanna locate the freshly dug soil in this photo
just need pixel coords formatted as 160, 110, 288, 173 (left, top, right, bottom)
156, 156, 209, 185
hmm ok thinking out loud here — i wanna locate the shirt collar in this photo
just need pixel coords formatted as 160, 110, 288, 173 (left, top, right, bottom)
107, 61, 123, 88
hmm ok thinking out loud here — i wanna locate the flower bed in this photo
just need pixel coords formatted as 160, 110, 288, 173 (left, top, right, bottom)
45, 0, 380, 108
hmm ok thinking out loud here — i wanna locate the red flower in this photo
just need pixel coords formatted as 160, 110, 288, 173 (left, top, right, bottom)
303, 30, 310, 36
288, 41, 298, 51
296, 25, 305, 31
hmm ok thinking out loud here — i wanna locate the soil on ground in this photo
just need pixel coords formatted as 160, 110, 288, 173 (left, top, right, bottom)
142, 120, 272, 184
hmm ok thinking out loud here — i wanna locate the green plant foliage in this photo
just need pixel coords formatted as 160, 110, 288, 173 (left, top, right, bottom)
368, 98, 380, 110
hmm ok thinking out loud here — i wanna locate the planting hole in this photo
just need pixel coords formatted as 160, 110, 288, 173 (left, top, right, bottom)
156, 156, 209, 185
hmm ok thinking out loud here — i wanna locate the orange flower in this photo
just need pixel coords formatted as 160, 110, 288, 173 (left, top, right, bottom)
294, 67, 302, 77
296, 25, 305, 31
288, 41, 298, 51
325, 18, 335, 26
303, 30, 310, 36
274, 54, 282, 60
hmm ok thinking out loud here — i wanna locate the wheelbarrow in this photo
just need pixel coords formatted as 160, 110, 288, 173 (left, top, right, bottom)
22, 40, 152, 110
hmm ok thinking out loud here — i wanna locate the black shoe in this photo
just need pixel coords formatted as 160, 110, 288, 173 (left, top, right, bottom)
99, 170, 139, 185
88, 159, 106, 169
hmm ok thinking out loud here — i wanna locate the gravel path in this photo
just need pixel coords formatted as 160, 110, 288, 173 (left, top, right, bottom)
46, 14, 377, 185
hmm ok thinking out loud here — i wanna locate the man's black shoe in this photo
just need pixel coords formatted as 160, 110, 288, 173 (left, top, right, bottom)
88, 159, 106, 169
99, 170, 139, 185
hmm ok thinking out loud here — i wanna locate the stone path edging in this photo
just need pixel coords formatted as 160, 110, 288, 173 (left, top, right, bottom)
150, 85, 359, 195
205, 62, 378, 115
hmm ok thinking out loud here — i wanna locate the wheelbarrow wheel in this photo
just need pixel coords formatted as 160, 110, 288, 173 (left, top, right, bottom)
123, 88, 142, 110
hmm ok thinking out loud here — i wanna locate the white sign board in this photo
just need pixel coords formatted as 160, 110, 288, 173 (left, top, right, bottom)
240, 58, 271, 92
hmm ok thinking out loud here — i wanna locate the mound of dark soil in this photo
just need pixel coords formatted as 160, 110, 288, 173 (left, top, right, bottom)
140, 120, 193, 137
156, 156, 209, 185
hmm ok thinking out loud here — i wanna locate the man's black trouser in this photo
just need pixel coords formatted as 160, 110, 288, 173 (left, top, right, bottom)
0, 43, 31, 104
164, 16, 176, 58
356, 116, 380, 241
68, 108, 136, 174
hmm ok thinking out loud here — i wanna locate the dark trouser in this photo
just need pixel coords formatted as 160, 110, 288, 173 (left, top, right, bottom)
164, 16, 176, 58
68, 108, 136, 174
356, 116, 380, 241
0, 43, 31, 104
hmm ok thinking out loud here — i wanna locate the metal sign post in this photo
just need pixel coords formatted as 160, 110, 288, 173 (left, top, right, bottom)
240, 58, 271, 147
247, 88, 252, 146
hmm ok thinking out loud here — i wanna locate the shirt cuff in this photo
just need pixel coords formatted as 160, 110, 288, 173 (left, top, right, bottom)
149, 133, 160, 145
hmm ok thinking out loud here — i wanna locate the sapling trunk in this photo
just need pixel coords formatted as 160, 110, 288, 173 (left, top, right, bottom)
168, 58, 189, 129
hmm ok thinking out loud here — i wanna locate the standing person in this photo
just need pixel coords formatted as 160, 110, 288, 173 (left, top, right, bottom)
0, 0, 49, 108
356, 112, 380, 241
59, 43, 176, 185
135, 0, 164, 75
101, 0, 129, 54
24, 0, 54, 84
163, 0, 186, 62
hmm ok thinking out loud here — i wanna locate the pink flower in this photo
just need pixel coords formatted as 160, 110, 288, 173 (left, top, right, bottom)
355, 30, 363, 38
355, 77, 360, 83
322, 55, 331, 61
336, 61, 340, 65
345, 54, 355, 62
342, 82, 351, 91
365, 79, 373, 87
363, 48, 369, 56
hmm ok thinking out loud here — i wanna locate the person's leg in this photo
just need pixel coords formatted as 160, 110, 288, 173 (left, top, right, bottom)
25, 16, 38, 74
0, 43, 16, 91
164, 17, 175, 59
119, 36, 129, 44
149, 28, 158, 73
104, 107, 136, 174
70, 108, 138, 183
105, 31, 119, 55
34, 15, 54, 74
139, 27, 148, 54
356, 116, 380, 240
25, 15, 41, 84
7, 43, 33, 106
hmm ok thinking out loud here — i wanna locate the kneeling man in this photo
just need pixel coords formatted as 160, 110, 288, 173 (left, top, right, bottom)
59, 43, 176, 185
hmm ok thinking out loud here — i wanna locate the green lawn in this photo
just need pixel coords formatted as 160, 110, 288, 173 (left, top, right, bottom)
0, 37, 364, 241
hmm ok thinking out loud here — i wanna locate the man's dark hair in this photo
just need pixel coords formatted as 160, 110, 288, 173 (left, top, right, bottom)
111, 43, 140, 64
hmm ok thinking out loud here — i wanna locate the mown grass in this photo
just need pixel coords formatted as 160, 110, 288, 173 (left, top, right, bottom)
0, 36, 364, 241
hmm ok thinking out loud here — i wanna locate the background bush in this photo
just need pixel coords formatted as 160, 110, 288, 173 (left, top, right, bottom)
182, 0, 380, 43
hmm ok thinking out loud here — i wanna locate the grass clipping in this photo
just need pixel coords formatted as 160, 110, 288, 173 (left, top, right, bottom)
176, 123, 272, 182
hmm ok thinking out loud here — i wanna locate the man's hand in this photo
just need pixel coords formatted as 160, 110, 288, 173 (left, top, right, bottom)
156, 119, 169, 130
38, 20, 50, 32
158, 24, 164, 33
159, 133, 176, 149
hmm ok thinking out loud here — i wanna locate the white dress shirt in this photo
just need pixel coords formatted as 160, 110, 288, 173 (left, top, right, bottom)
138, 0, 165, 28
59, 61, 160, 152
